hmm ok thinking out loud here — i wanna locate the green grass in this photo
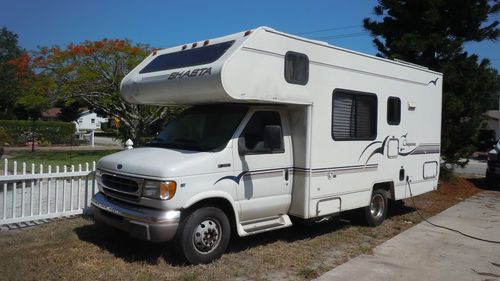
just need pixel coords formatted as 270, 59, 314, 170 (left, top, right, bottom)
1, 150, 119, 173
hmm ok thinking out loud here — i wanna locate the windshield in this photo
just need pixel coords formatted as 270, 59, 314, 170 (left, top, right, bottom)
146, 105, 247, 152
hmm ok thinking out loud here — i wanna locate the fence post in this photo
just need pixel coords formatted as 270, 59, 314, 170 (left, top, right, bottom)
77, 164, 82, 209
70, 165, 74, 211
48, 165, 52, 214
38, 164, 43, 215
30, 163, 34, 216
12, 161, 17, 218
2, 159, 7, 220
22, 162, 26, 217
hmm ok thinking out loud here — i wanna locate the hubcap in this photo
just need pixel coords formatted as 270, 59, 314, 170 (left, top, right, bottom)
370, 194, 384, 219
193, 218, 222, 253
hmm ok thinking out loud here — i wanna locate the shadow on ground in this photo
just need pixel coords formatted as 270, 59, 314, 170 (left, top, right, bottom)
74, 202, 416, 266
73, 221, 181, 265
467, 178, 500, 191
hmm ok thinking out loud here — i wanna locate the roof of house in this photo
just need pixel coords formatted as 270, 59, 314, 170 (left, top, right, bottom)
78, 110, 95, 118
41, 107, 61, 118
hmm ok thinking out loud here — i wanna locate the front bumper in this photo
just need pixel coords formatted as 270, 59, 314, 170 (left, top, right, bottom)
91, 192, 180, 242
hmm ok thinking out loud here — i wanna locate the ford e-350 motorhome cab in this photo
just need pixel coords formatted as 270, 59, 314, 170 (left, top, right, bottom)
91, 27, 443, 264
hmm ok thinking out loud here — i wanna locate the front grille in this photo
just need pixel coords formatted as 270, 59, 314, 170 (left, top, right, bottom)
101, 174, 141, 201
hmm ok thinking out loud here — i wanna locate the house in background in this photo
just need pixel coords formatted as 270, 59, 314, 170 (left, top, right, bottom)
40, 107, 62, 121
75, 111, 108, 132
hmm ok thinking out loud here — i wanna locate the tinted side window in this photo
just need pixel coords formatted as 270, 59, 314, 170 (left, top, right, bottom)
387, 97, 401, 125
284, 51, 309, 85
332, 90, 377, 140
139, 41, 234, 74
242, 111, 283, 153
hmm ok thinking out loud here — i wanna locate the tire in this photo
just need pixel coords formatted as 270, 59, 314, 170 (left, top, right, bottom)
175, 207, 230, 264
362, 189, 388, 227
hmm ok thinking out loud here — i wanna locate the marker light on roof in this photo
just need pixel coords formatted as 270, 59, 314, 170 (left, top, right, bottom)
182, 45, 187, 50
244, 30, 252, 36
192, 42, 198, 48
152, 49, 158, 56
203, 40, 210, 46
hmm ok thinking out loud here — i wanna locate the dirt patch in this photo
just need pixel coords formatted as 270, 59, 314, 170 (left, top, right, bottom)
437, 177, 481, 198
0, 178, 488, 281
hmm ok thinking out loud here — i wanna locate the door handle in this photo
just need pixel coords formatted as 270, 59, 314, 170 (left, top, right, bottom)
284, 169, 289, 181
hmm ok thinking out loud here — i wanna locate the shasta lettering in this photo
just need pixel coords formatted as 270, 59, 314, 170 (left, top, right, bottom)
168, 67, 212, 80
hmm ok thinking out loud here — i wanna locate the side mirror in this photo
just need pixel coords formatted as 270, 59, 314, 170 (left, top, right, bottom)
238, 137, 248, 156
264, 125, 283, 151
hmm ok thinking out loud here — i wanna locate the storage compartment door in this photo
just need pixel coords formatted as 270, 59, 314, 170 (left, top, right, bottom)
316, 197, 341, 216
423, 161, 438, 179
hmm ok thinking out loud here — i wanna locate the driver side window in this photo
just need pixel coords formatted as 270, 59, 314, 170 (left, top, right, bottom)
241, 111, 284, 153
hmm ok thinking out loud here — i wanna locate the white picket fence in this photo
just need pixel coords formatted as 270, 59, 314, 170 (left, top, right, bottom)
0, 159, 97, 225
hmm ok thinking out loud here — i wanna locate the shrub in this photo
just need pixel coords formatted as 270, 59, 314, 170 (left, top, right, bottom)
0, 128, 12, 146
0, 120, 75, 145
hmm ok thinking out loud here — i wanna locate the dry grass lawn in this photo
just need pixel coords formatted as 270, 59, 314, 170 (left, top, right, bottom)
0, 177, 485, 281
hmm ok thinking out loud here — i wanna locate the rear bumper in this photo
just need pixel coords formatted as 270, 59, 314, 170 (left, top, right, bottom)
91, 192, 180, 242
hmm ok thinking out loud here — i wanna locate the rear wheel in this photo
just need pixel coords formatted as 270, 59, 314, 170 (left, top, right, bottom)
175, 207, 230, 264
362, 189, 388, 227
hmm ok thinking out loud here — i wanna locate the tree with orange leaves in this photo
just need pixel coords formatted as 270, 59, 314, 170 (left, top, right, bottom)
25, 39, 177, 144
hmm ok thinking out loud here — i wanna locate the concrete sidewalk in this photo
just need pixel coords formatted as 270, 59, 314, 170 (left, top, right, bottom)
316, 191, 500, 281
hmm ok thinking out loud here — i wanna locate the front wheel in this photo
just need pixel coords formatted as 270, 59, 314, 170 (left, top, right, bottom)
175, 207, 230, 264
362, 189, 388, 227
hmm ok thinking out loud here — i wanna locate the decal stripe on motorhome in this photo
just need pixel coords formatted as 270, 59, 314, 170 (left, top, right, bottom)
243, 169, 284, 181
311, 164, 378, 176
214, 167, 291, 185
410, 145, 440, 155
291, 164, 378, 175
214, 164, 380, 185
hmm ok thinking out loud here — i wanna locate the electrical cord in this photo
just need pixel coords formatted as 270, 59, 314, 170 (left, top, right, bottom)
406, 177, 500, 244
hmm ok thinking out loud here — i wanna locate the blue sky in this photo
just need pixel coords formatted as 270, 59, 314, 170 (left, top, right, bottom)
1, 0, 498, 69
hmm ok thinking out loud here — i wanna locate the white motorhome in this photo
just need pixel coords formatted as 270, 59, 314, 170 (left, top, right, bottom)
91, 27, 443, 264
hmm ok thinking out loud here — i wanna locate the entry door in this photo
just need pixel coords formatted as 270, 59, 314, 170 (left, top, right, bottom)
233, 110, 292, 222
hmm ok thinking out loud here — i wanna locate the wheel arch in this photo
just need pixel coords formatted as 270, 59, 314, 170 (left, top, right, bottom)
371, 180, 395, 200
182, 191, 239, 234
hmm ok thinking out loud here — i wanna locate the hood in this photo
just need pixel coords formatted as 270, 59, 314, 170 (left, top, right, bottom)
97, 147, 233, 179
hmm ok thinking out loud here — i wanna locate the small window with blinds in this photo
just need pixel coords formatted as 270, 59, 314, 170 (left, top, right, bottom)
332, 90, 377, 140
284, 51, 309, 85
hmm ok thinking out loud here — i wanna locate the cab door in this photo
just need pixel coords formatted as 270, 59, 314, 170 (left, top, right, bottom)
232, 109, 292, 222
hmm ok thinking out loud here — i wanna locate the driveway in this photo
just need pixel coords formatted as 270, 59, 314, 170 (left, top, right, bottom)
453, 159, 487, 177
316, 190, 500, 281
93, 136, 122, 147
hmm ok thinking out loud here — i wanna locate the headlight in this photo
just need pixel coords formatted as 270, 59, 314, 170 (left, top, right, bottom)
142, 180, 177, 200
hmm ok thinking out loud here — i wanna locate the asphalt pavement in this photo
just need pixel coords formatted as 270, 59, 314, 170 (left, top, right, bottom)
316, 190, 500, 281
453, 159, 488, 177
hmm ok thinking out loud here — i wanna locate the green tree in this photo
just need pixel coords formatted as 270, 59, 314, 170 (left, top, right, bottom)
56, 100, 83, 122
363, 0, 500, 166
26, 39, 176, 145
0, 27, 24, 119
